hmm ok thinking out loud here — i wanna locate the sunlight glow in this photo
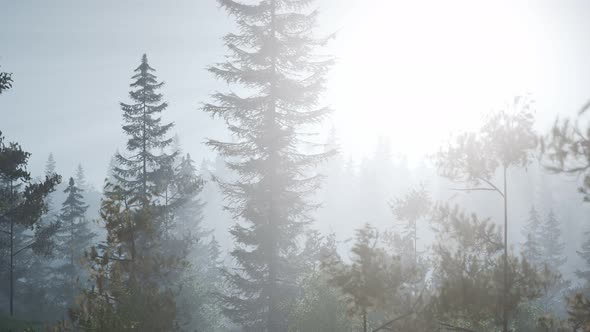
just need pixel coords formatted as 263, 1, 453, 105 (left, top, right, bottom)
326, 1, 546, 163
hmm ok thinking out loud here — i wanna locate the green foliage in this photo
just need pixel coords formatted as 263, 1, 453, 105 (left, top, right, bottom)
204, 0, 334, 330
431, 204, 551, 330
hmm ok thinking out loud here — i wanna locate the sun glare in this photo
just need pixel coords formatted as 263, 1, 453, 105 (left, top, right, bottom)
327, 1, 544, 163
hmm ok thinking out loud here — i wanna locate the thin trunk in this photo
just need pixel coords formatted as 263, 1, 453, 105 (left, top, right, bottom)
9, 180, 14, 316
267, 1, 279, 331
502, 165, 508, 332
142, 101, 147, 207
363, 309, 367, 332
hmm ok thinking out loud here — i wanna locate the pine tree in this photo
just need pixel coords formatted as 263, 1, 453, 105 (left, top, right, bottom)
0, 131, 61, 316
54, 177, 95, 308
390, 186, 431, 265
113, 54, 174, 207
436, 96, 537, 332
204, 0, 334, 330
521, 206, 543, 266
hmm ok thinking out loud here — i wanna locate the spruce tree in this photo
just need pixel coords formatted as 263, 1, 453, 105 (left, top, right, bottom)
540, 210, 566, 269
113, 53, 174, 207
75, 163, 87, 190
54, 177, 95, 308
204, 0, 334, 330
521, 206, 543, 266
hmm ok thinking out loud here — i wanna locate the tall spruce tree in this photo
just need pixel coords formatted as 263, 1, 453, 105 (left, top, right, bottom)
113, 54, 174, 207
0, 131, 60, 316
204, 0, 334, 330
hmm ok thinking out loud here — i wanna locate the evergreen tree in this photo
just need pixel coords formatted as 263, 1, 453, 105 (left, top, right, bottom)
45, 153, 57, 177
75, 163, 87, 190
436, 96, 537, 332
53, 177, 95, 309
113, 54, 174, 207
69, 187, 178, 331
0, 131, 61, 316
204, 0, 334, 330
322, 223, 403, 332
540, 210, 566, 269
577, 228, 590, 283
522, 206, 543, 266
0, 65, 13, 94
390, 186, 431, 265
431, 204, 550, 331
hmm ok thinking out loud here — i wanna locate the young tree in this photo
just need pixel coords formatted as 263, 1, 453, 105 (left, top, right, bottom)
69, 186, 178, 331
204, 0, 334, 330
53, 177, 95, 308
0, 131, 61, 316
436, 96, 537, 332
390, 186, 431, 265
322, 223, 402, 332
113, 53, 175, 208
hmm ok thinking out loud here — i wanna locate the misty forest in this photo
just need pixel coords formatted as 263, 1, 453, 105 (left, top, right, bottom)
2, 0, 590, 331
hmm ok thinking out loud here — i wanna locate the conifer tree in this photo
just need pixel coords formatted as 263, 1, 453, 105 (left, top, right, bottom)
390, 186, 431, 265
204, 0, 334, 330
522, 206, 543, 266
0, 131, 61, 316
75, 163, 87, 190
540, 210, 566, 269
436, 97, 537, 332
0, 65, 13, 94
113, 54, 174, 207
54, 177, 95, 308
577, 228, 590, 283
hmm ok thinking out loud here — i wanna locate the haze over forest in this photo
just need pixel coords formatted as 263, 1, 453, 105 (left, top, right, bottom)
2, 1, 590, 331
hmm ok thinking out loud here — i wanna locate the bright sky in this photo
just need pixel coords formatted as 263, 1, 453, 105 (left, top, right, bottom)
1, 0, 590, 186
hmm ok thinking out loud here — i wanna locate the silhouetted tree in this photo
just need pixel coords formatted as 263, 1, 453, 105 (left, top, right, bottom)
0, 66, 13, 94
437, 96, 537, 332
0, 131, 61, 316
113, 54, 175, 208
204, 0, 334, 330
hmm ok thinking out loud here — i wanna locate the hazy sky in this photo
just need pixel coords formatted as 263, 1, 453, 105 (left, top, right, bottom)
2, 0, 590, 187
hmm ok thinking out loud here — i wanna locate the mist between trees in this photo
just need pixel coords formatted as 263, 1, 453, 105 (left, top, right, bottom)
2, 0, 590, 332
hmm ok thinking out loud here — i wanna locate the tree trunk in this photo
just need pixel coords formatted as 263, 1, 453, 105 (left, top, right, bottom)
503, 165, 508, 332
9, 180, 14, 316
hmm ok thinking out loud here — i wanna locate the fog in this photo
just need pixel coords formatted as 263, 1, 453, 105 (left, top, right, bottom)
2, 0, 590, 331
